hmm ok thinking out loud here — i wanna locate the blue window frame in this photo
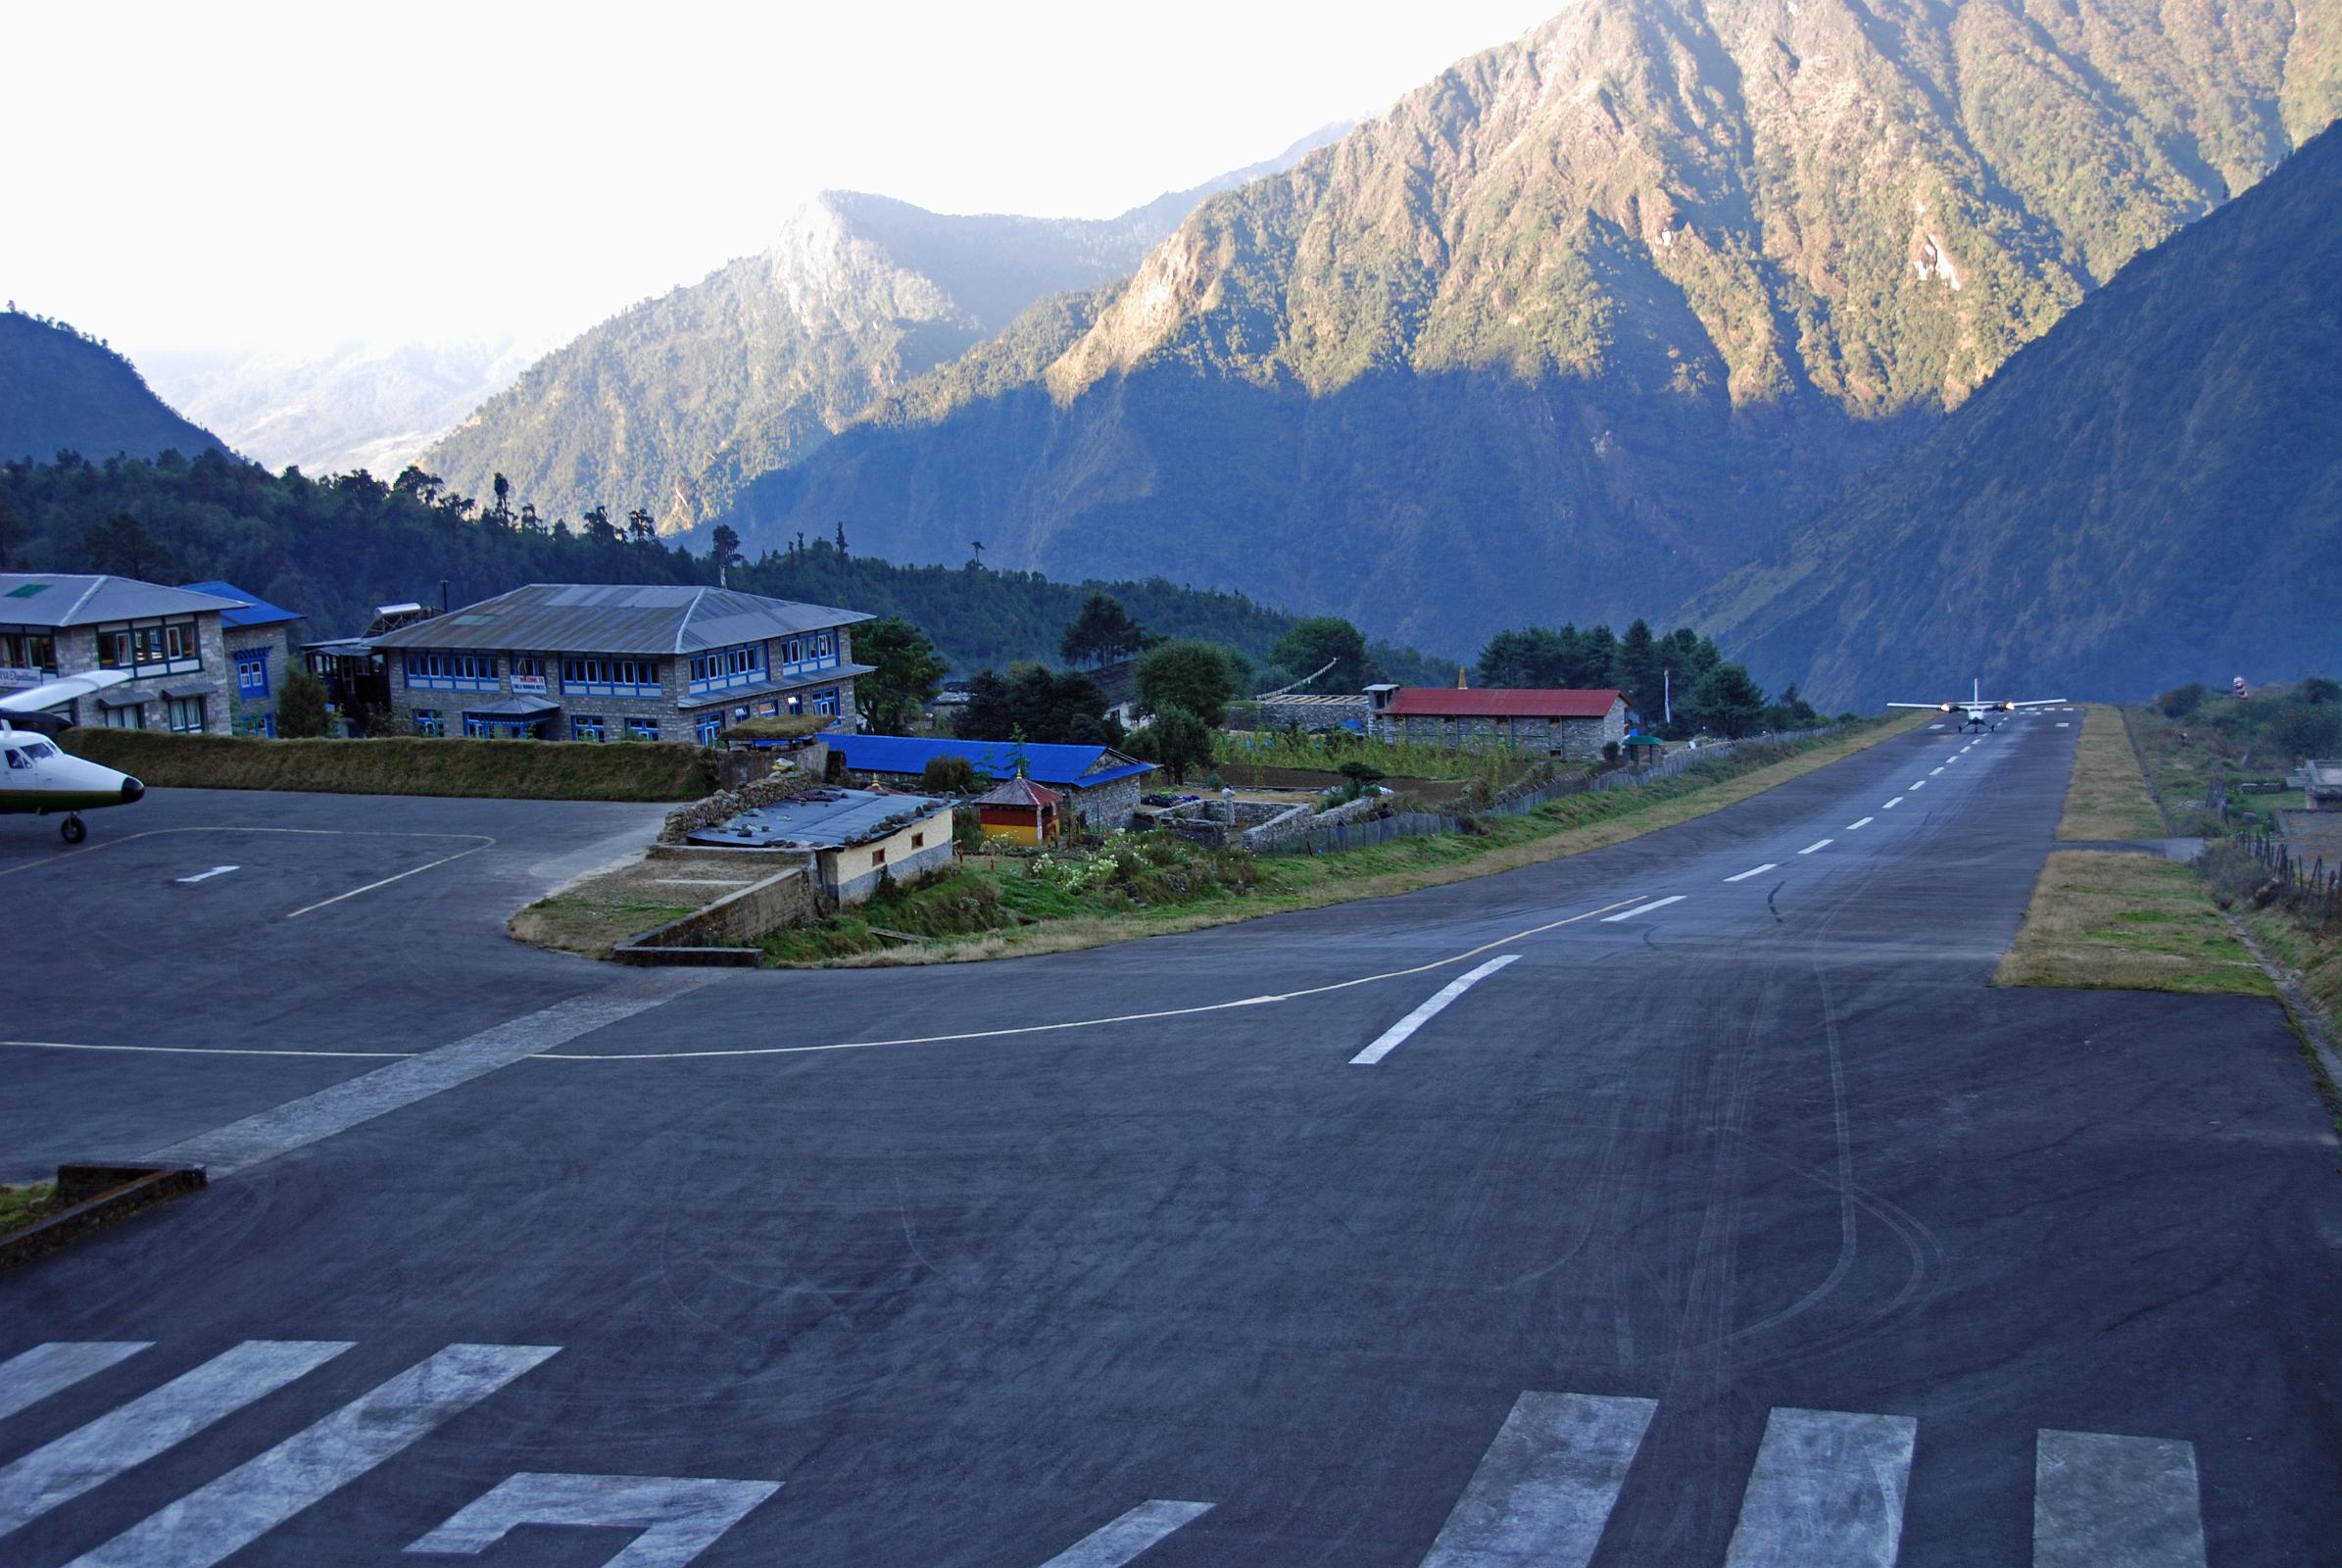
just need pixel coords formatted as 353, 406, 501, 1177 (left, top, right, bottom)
570, 714, 607, 743
811, 686, 840, 716
694, 713, 722, 746
687, 641, 766, 695
627, 717, 659, 741
234, 647, 271, 698
405, 650, 498, 691
560, 655, 660, 697
412, 708, 446, 736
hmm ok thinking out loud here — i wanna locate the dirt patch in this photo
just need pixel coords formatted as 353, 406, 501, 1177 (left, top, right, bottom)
512, 855, 749, 959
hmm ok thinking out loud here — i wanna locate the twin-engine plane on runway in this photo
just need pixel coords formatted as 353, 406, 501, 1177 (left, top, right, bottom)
1891, 678, 2067, 734
0, 670, 147, 842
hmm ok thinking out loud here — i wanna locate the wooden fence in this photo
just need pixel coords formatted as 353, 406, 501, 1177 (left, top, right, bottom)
2241, 831, 2342, 924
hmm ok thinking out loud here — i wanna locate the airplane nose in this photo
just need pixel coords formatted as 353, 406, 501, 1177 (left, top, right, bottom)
121, 776, 145, 803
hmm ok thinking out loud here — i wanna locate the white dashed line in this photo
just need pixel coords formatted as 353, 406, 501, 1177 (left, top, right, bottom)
1601, 896, 1686, 923
1911, 780, 1927, 790
1725, 863, 1778, 883
174, 865, 239, 885
1884, 798, 1904, 809
1929, 767, 1943, 775
1846, 816, 1874, 830
1799, 839, 1832, 855
1350, 955, 1523, 1066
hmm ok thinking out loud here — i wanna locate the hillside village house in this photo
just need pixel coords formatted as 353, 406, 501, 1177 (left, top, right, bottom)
367, 584, 872, 744
0, 573, 249, 734
829, 735, 1157, 830
1367, 683, 1629, 759
180, 581, 306, 737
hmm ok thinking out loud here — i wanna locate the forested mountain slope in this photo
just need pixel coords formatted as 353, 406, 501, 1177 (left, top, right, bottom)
1, 310, 225, 466
716, 0, 2336, 650
1684, 123, 2342, 708
422, 128, 1348, 532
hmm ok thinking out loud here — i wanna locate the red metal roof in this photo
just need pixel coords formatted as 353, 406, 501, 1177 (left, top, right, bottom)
974, 776, 1065, 808
1383, 687, 1624, 719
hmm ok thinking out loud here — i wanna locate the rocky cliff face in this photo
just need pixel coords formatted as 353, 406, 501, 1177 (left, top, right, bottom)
715, 0, 2335, 649
422, 129, 1351, 532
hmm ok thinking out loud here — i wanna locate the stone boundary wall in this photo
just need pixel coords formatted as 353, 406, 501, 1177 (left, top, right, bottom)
615, 863, 819, 964
1243, 793, 1383, 851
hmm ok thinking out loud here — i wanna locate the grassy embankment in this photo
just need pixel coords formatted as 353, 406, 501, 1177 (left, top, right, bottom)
748, 715, 1921, 966
1998, 705, 2268, 995
62, 730, 714, 802
2125, 692, 2342, 1031
0, 1180, 64, 1241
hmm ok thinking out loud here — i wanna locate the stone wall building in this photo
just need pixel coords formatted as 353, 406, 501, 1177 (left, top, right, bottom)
684, 788, 956, 906
181, 581, 306, 737
1366, 684, 1628, 758
0, 573, 246, 735
368, 583, 871, 745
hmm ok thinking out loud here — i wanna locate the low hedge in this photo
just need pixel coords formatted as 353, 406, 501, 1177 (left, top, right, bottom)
59, 729, 717, 802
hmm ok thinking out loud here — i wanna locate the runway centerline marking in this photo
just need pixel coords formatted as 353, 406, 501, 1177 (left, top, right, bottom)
1350, 956, 1521, 1065
1846, 816, 1874, 830
1883, 797, 1904, 809
0, 828, 495, 899
173, 865, 239, 884
536, 896, 1648, 1061
1601, 896, 1685, 923
1910, 780, 1927, 790
1725, 863, 1778, 883
1928, 767, 1943, 775
1798, 839, 1831, 855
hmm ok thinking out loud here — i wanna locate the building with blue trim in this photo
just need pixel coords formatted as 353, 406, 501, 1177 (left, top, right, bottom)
367, 583, 872, 744
179, 581, 307, 737
830, 734, 1156, 830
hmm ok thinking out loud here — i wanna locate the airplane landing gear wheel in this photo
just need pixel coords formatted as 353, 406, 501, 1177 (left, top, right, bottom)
60, 814, 86, 845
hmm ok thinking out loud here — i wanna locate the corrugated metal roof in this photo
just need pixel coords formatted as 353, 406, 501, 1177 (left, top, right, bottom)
1383, 687, 1624, 719
671, 664, 875, 710
366, 583, 872, 656
0, 573, 243, 628
179, 580, 303, 628
832, 734, 1156, 789
686, 788, 951, 851
974, 775, 1065, 808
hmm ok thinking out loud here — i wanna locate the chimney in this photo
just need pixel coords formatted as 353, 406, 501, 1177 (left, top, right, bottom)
1456, 664, 1468, 689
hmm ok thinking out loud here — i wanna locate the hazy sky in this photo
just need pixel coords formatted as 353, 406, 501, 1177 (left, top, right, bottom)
8, 1, 1562, 361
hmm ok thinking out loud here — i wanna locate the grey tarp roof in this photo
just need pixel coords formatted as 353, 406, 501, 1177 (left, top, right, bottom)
367, 584, 871, 656
686, 789, 950, 851
0, 574, 243, 629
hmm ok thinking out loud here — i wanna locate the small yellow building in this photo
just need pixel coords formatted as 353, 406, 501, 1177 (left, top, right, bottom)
975, 775, 1065, 846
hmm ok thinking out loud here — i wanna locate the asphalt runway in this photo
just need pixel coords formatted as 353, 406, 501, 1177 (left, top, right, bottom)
2, 715, 2336, 1566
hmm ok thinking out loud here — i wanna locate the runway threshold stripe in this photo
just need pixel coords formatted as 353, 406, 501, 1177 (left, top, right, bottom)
146, 973, 720, 1176
2033, 1431, 2207, 1568
407, 1472, 781, 1561
0, 1343, 151, 1424
1721, 1408, 1915, 1568
1420, 1392, 1656, 1567
1351, 956, 1522, 1065
64, 1344, 560, 1568
1725, 863, 1778, 883
1601, 895, 1686, 923
0, 1341, 353, 1540
1033, 1499, 1215, 1566
1798, 840, 1831, 855
1846, 817, 1874, 830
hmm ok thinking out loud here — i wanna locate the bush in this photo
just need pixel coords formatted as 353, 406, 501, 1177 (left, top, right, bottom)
2157, 682, 2209, 719
951, 805, 986, 852
921, 755, 981, 794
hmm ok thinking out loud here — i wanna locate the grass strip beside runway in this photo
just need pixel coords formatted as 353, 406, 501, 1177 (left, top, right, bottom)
2054, 706, 2165, 841
1995, 852, 2269, 996
748, 716, 1919, 966
0, 1180, 64, 1240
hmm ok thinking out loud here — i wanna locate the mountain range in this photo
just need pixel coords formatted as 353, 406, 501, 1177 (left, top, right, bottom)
706, 0, 2333, 652
421, 126, 1351, 532
1, 311, 224, 466
141, 336, 549, 478
1686, 121, 2342, 707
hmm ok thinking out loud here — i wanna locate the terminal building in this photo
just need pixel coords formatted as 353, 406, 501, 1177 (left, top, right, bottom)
367, 583, 873, 744
0, 573, 247, 733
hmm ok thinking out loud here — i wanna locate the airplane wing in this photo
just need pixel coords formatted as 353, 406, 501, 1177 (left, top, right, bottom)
2003, 698, 2067, 709
0, 669, 130, 713
1886, 702, 1951, 710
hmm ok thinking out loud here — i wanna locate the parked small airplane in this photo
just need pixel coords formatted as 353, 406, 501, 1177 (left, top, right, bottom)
1891, 679, 2067, 734
0, 671, 147, 842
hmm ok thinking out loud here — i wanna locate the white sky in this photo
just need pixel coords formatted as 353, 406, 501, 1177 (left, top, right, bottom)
6, 0, 1561, 362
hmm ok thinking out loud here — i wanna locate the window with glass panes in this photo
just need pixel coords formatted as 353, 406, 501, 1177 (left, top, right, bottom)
165, 696, 206, 733
96, 619, 202, 675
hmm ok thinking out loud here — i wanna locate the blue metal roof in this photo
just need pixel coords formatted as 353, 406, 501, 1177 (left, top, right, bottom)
832, 734, 1155, 789
179, 580, 303, 628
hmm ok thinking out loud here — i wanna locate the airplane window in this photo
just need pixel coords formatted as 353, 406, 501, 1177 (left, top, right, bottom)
3, 750, 24, 769
24, 742, 55, 760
